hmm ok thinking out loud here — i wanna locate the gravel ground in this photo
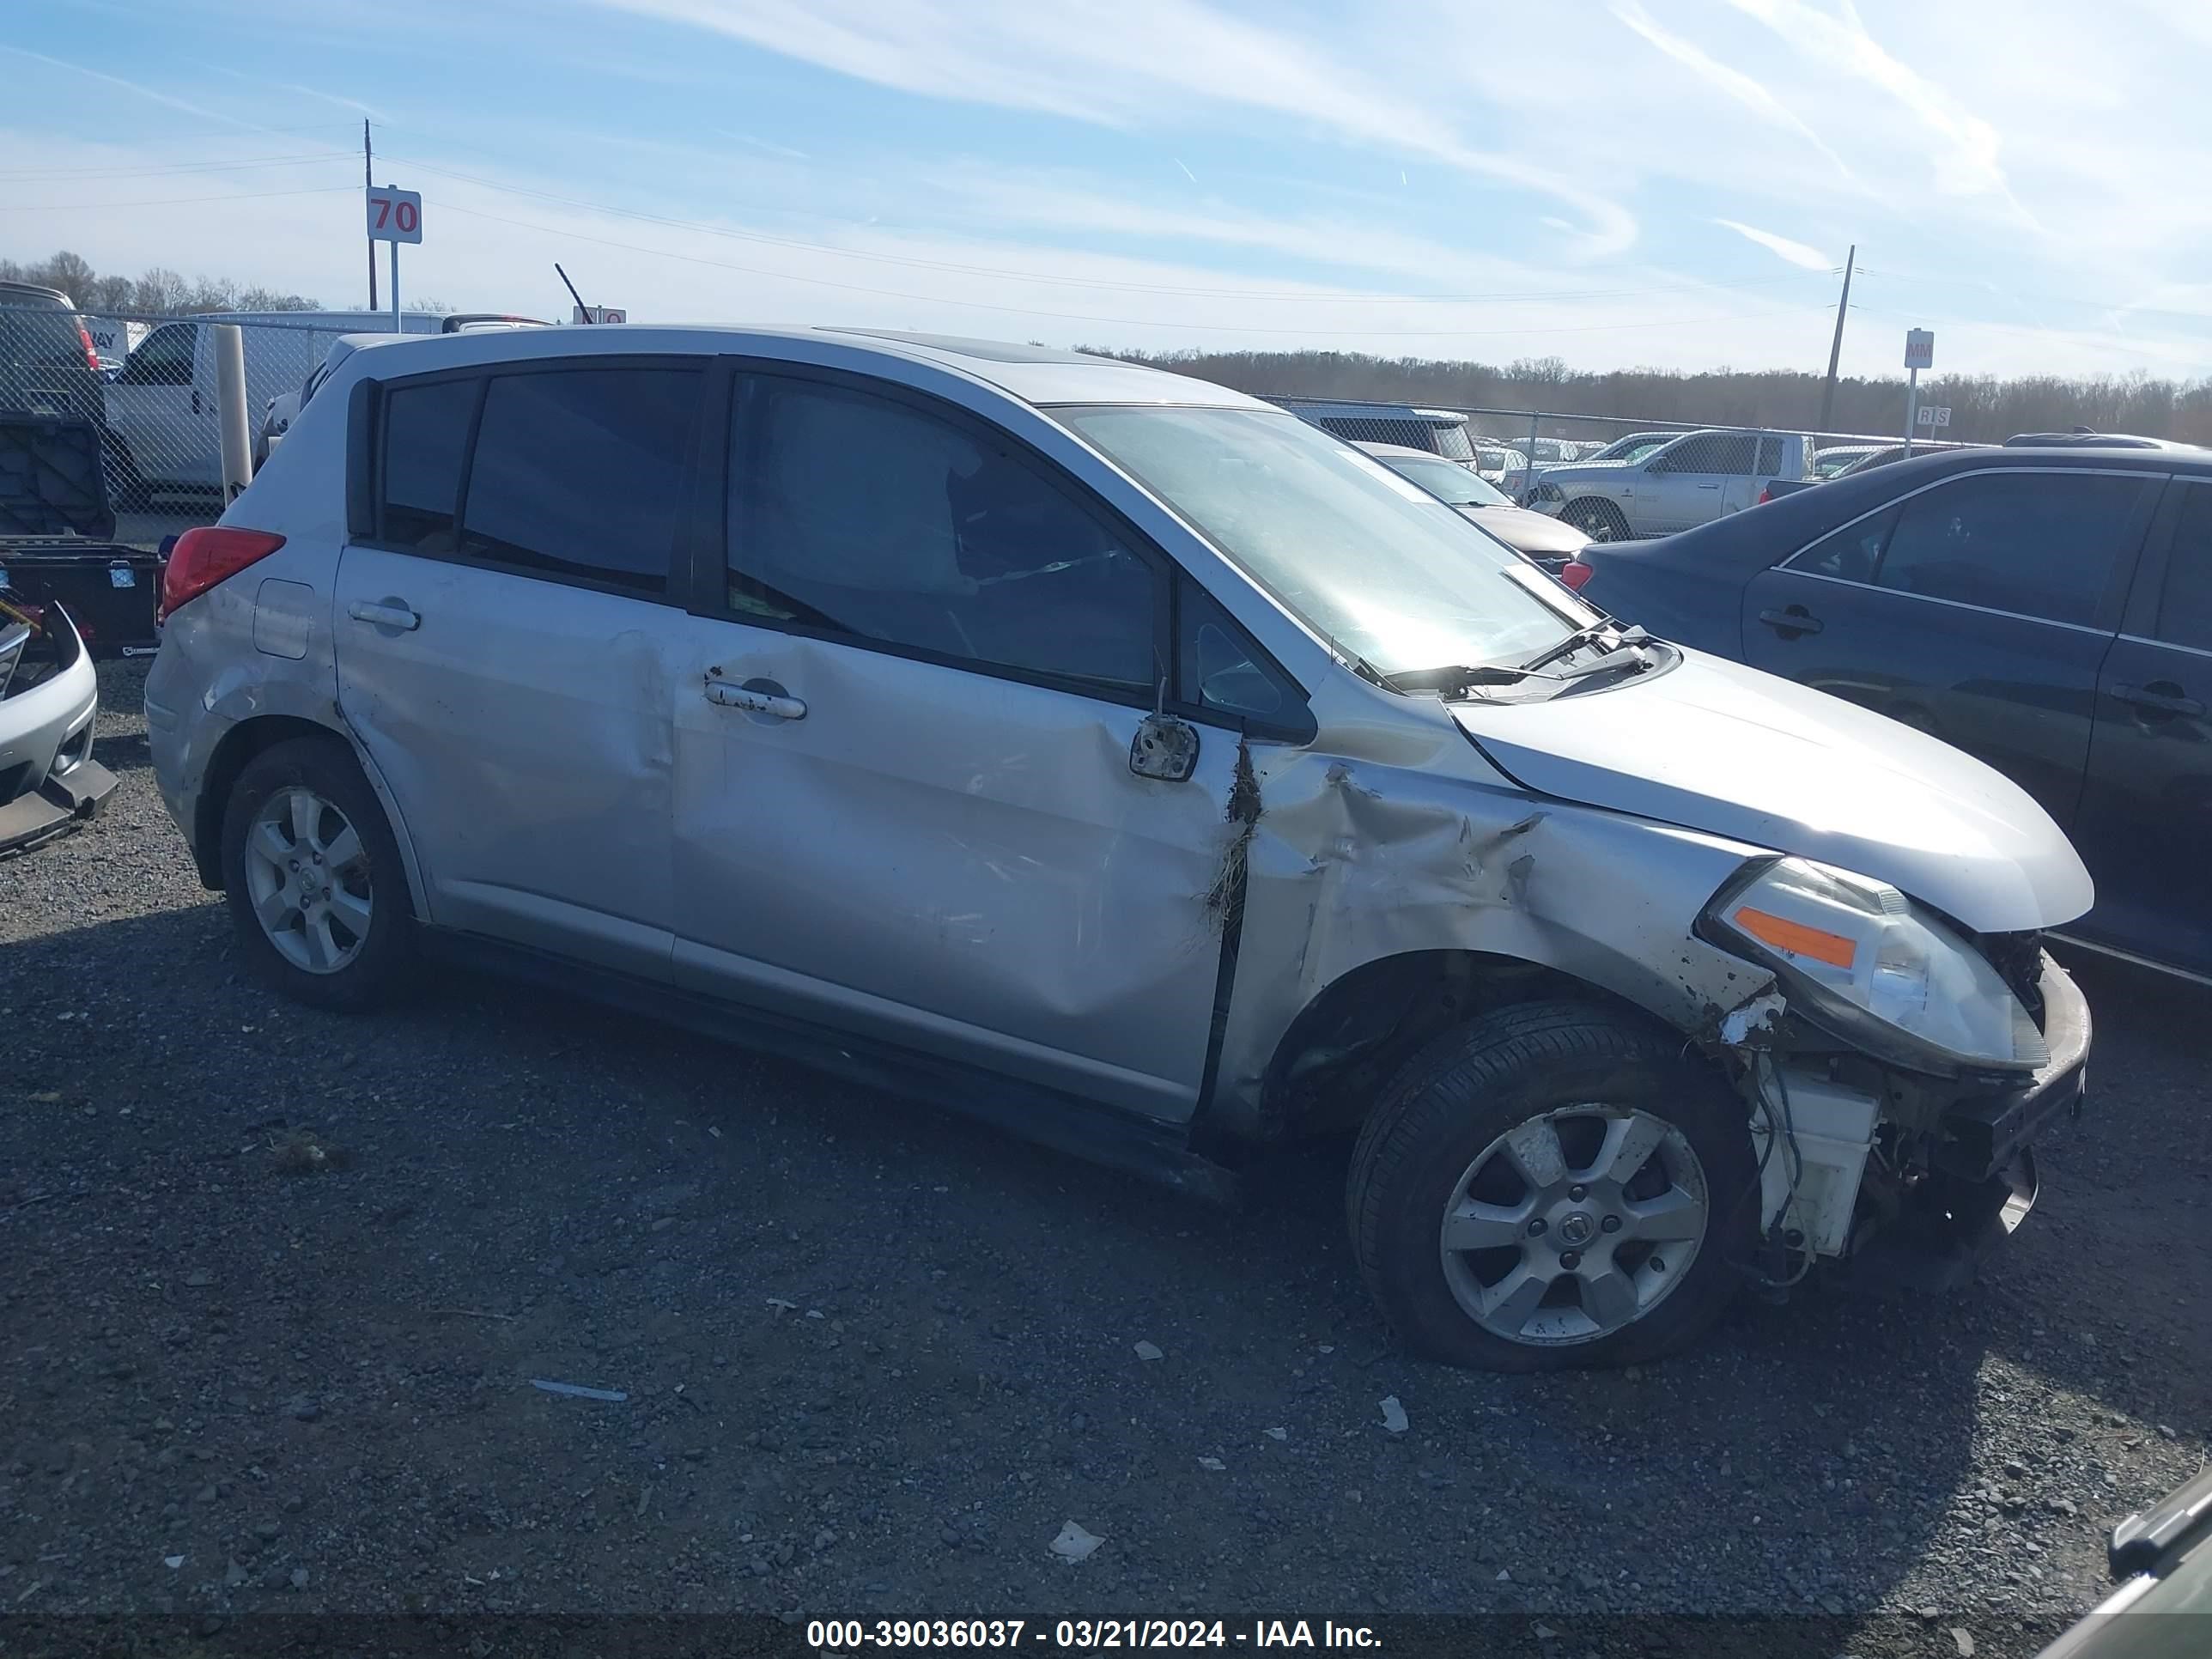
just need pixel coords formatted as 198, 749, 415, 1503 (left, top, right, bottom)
1, 662, 2205, 1655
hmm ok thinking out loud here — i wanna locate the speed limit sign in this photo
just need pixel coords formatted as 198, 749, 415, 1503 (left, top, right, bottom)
366, 186, 423, 245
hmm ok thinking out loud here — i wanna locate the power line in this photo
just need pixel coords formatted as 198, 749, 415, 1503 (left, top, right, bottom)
384, 148, 1823, 308
0, 184, 356, 213
0, 151, 356, 181
441, 198, 1830, 340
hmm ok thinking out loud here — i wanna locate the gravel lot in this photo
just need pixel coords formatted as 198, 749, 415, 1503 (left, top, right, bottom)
2, 661, 2206, 1655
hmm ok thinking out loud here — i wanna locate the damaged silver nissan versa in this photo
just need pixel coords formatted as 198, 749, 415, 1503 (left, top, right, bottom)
145, 329, 2092, 1370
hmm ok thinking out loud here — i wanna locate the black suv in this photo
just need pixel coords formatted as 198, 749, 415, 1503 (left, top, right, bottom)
0, 280, 105, 426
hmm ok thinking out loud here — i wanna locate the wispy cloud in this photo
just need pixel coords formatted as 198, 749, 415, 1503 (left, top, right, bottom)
0, 43, 263, 131
1607, 0, 1853, 179
1714, 218, 1830, 270
592, 0, 1639, 255
197, 62, 386, 121
1719, 0, 2018, 210
715, 129, 810, 161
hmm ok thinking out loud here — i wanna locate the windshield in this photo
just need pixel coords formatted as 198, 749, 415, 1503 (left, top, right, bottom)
1062, 405, 1580, 677
1380, 453, 1511, 507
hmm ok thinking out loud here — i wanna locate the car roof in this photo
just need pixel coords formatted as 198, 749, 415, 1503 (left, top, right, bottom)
0, 280, 72, 304
319, 325, 1276, 411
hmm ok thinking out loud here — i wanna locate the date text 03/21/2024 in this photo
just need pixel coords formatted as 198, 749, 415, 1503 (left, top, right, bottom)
806, 1620, 1382, 1650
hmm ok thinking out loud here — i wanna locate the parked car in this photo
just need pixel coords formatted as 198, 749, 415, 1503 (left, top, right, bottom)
0, 596, 115, 851
2004, 428, 2197, 452
1355, 441, 1590, 566
0, 280, 104, 428
1271, 398, 1478, 464
1567, 445, 2212, 980
149, 327, 2092, 1372
2035, 1465, 2211, 1657
1476, 444, 1529, 493
1525, 428, 1820, 541
110, 308, 550, 501
1581, 430, 1680, 465
1813, 444, 1882, 479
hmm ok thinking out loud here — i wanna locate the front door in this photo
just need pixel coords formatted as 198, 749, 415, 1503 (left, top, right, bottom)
2073, 479, 2212, 975
1739, 466, 2160, 835
109, 321, 215, 490
332, 359, 707, 980
670, 368, 1249, 1121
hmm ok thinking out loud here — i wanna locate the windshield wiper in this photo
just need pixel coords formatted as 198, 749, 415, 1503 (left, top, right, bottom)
1519, 621, 1649, 673
1381, 663, 1535, 695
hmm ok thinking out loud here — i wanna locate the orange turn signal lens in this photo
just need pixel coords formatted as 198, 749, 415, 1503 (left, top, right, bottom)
1733, 906, 1856, 969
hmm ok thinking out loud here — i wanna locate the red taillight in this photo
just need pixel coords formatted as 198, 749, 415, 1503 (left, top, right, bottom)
158, 527, 287, 623
1757, 486, 1772, 505
1559, 559, 1594, 592
77, 322, 99, 373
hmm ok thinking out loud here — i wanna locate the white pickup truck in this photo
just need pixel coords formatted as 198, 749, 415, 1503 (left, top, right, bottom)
1523, 428, 1819, 540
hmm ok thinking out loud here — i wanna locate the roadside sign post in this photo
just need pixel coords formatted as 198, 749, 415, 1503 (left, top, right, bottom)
1903, 328, 1935, 457
366, 185, 423, 335
571, 306, 627, 325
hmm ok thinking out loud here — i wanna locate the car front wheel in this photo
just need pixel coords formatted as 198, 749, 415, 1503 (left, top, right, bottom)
1347, 1000, 1756, 1371
219, 737, 414, 1012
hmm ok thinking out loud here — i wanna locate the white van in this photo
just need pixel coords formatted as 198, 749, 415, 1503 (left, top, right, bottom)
106, 310, 546, 501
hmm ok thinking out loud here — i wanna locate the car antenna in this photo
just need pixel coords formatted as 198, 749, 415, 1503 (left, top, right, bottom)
555, 263, 595, 324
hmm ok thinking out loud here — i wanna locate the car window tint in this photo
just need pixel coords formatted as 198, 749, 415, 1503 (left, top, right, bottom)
1793, 505, 1899, 582
459, 367, 701, 594
1178, 580, 1287, 722
1873, 471, 2145, 628
1757, 435, 1784, 476
124, 323, 194, 387
379, 377, 480, 553
729, 376, 1157, 690
2154, 483, 2212, 652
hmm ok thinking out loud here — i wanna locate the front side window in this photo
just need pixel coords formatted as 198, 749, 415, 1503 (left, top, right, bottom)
459, 367, 702, 594
1063, 404, 1584, 679
1873, 471, 2147, 627
122, 323, 194, 387
1756, 435, 1785, 476
728, 376, 1157, 690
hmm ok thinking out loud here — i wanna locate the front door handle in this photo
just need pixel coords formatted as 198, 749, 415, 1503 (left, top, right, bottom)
1759, 606, 1823, 636
2112, 681, 2205, 719
347, 599, 420, 631
706, 678, 807, 720
1696, 482, 1721, 490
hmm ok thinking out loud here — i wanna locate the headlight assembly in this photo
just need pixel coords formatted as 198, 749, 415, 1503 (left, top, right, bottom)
1701, 857, 2047, 1076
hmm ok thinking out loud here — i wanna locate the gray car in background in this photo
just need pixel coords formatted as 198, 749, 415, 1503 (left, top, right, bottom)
148, 326, 2092, 1373
1525, 427, 1820, 540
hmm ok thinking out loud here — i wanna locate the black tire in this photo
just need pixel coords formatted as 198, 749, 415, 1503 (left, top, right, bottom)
219, 737, 415, 1012
1562, 499, 1632, 542
1347, 1000, 1756, 1372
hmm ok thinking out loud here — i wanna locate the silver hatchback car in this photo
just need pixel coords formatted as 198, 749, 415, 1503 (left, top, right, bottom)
147, 328, 2094, 1370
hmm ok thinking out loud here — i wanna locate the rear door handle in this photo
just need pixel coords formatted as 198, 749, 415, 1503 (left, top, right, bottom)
191, 390, 201, 416
706, 679, 806, 720
347, 599, 420, 631
1759, 606, 1823, 636
2112, 682, 2205, 719
1696, 482, 1721, 490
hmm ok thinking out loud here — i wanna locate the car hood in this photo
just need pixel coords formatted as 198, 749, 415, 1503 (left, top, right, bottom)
1448, 649, 2094, 933
1455, 503, 1590, 555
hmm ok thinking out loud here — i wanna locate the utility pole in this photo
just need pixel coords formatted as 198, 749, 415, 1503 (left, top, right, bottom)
1817, 243, 1855, 433
364, 118, 378, 312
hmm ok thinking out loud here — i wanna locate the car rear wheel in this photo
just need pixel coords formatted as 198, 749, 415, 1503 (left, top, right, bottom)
220, 738, 413, 1012
1562, 499, 1632, 542
1346, 1000, 1755, 1371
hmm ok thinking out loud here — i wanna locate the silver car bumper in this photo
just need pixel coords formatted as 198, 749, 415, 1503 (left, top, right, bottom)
0, 609, 115, 851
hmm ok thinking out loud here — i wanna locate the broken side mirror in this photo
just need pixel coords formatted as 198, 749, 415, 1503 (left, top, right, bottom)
1130, 711, 1200, 782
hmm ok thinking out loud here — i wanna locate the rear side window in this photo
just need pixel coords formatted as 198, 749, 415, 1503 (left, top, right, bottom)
2153, 483, 2212, 652
1792, 505, 1900, 583
1656, 434, 1757, 475
379, 378, 479, 553
1756, 435, 1784, 476
1872, 471, 2147, 627
0, 296, 84, 368
459, 367, 702, 594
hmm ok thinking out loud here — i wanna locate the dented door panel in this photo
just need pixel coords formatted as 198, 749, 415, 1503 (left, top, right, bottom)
669, 620, 1243, 1120
331, 546, 679, 980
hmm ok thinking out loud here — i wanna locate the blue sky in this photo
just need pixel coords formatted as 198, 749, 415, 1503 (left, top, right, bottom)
5, 0, 2211, 380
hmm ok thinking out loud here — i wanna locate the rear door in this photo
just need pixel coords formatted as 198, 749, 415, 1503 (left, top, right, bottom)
1642, 434, 1753, 533
1738, 465, 2159, 832
2072, 477, 2212, 975
332, 357, 708, 980
109, 321, 215, 489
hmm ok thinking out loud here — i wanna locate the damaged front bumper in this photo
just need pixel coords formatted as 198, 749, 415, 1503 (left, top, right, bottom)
1835, 953, 2090, 1294
0, 605, 117, 853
